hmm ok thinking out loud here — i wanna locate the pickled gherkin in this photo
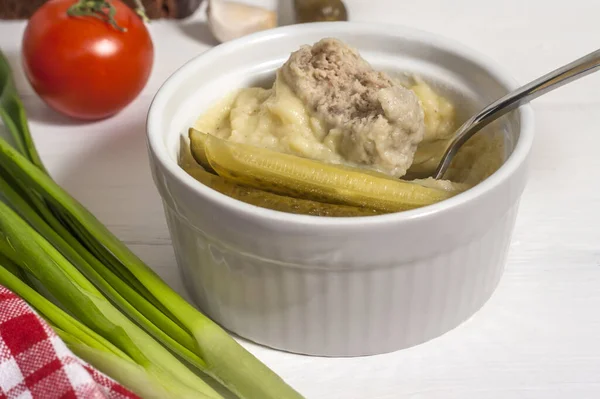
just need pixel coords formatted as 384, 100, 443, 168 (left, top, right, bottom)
180, 136, 381, 217
188, 128, 215, 173
190, 129, 463, 213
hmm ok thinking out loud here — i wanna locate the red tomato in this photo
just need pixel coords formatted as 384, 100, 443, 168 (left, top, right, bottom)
22, 0, 154, 120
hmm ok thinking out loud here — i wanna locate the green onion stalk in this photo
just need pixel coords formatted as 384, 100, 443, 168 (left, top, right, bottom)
0, 200, 223, 399
0, 172, 205, 369
0, 49, 303, 399
0, 261, 205, 399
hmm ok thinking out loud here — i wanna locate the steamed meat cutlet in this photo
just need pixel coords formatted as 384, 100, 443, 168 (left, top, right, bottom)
280, 38, 425, 177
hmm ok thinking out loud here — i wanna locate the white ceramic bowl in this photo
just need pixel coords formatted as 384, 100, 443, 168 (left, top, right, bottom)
147, 22, 534, 357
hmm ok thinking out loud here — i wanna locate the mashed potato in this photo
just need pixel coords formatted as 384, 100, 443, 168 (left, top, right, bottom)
193, 38, 503, 186
195, 73, 344, 164
196, 39, 430, 178
193, 73, 459, 174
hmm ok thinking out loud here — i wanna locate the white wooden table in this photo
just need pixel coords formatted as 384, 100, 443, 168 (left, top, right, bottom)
2, 1, 600, 397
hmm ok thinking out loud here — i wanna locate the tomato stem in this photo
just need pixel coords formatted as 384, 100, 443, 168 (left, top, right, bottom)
67, 0, 150, 31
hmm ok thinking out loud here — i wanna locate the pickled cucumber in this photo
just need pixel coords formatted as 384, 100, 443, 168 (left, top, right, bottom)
201, 133, 463, 213
179, 137, 381, 217
188, 128, 215, 173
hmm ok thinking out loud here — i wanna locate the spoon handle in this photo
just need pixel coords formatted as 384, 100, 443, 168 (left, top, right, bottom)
434, 48, 600, 179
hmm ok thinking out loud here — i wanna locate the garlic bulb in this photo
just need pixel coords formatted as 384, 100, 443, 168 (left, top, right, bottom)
207, 0, 277, 43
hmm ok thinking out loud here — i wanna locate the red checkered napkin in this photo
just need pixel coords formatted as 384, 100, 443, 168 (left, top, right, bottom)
0, 286, 139, 399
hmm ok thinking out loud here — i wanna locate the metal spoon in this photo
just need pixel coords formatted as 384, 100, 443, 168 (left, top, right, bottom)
430, 48, 600, 180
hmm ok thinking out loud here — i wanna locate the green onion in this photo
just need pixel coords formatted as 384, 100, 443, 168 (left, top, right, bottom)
0, 49, 303, 398
0, 262, 209, 399
0, 172, 205, 369
0, 52, 45, 172
0, 200, 223, 398
60, 334, 201, 399
0, 261, 130, 361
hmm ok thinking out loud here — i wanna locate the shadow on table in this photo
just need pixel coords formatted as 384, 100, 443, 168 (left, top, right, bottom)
23, 95, 85, 127
1, 50, 29, 94
178, 21, 219, 46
